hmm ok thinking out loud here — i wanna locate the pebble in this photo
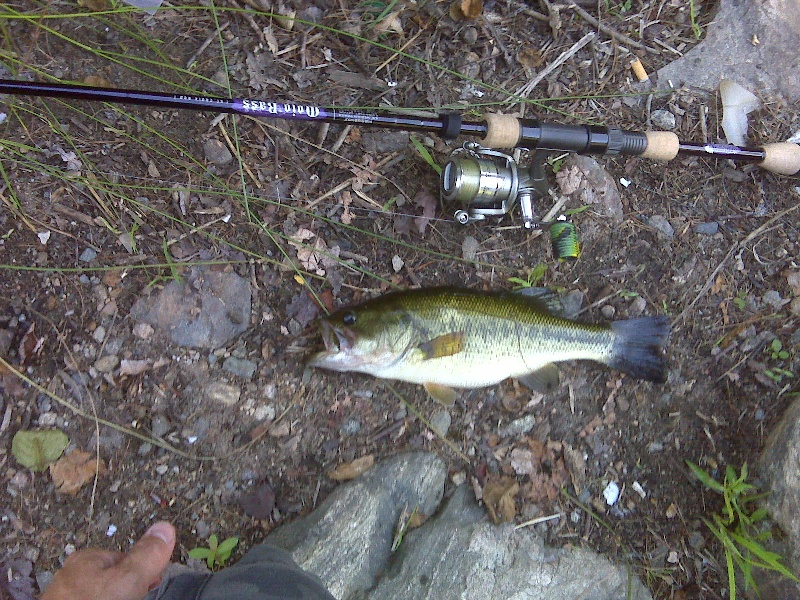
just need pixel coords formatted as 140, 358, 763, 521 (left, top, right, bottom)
561, 290, 584, 319
601, 305, 616, 319
133, 322, 154, 339
392, 255, 404, 272
156, 464, 169, 475
463, 26, 478, 44
203, 138, 233, 166
253, 404, 276, 421
498, 414, 537, 438
763, 290, 785, 309
340, 418, 362, 436
92, 326, 106, 343
151, 415, 172, 438
688, 531, 705, 549
650, 109, 676, 130
38, 412, 58, 427
79, 247, 97, 262
207, 381, 241, 406
603, 481, 620, 506
94, 355, 119, 373
628, 295, 647, 317
223, 356, 257, 379
693, 222, 719, 235
429, 409, 451, 437
647, 215, 674, 238
461, 236, 479, 261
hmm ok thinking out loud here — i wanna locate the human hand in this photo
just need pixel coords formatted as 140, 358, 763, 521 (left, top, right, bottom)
42, 521, 176, 600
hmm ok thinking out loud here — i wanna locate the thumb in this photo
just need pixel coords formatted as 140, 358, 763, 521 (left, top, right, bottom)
112, 522, 176, 598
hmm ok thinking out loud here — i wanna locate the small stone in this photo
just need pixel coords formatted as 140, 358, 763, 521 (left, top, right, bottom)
603, 481, 620, 506
94, 355, 119, 373
601, 304, 616, 319
392, 255, 404, 272
688, 531, 705, 549
498, 414, 537, 438
651, 109, 676, 130
203, 138, 233, 166
92, 326, 106, 343
463, 26, 478, 44
763, 290, 786, 309
207, 381, 241, 406
138, 442, 153, 455
561, 290, 584, 319
628, 295, 647, 317
156, 464, 169, 475
648, 441, 664, 453
340, 418, 361, 436
133, 322, 154, 339
253, 404, 276, 421
79, 247, 97, 262
222, 357, 258, 379
429, 409, 451, 437
693, 221, 719, 235
647, 215, 674, 238
151, 415, 172, 438
461, 236, 479, 261
39, 412, 58, 427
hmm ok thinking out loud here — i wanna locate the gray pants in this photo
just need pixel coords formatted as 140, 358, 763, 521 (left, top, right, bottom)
145, 545, 335, 600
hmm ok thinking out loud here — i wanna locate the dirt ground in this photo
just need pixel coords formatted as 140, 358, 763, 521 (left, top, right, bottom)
1, 1, 799, 598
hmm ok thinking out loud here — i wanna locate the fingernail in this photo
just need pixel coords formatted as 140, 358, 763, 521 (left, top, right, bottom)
144, 521, 175, 545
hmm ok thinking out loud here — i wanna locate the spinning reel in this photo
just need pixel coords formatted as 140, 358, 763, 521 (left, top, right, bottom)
440, 142, 580, 260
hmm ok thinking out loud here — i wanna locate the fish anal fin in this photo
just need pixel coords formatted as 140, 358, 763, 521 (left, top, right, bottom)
418, 332, 465, 360
518, 363, 560, 394
424, 382, 459, 406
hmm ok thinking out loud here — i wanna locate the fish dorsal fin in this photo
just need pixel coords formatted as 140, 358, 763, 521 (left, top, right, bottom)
418, 332, 465, 360
424, 382, 459, 406
513, 287, 564, 317
518, 363, 561, 394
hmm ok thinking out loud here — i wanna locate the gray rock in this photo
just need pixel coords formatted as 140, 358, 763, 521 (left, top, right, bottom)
206, 381, 241, 406
368, 486, 652, 600
650, 109, 676, 130
647, 215, 674, 238
222, 356, 258, 379
555, 155, 624, 224
203, 138, 234, 166
429, 409, 451, 437
361, 130, 409, 154
79, 247, 97, 262
461, 236, 479, 262
657, 0, 800, 102
129, 266, 251, 349
693, 222, 719, 235
266, 452, 447, 599
758, 396, 800, 596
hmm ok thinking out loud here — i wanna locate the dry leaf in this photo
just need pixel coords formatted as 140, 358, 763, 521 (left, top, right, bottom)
412, 188, 438, 236
482, 477, 519, 523
50, 450, 105, 495
83, 75, 113, 88
450, 0, 483, 20
517, 48, 544, 69
328, 455, 375, 481
374, 11, 404, 34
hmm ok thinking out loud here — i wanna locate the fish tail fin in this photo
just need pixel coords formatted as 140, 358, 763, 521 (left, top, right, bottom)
608, 316, 671, 382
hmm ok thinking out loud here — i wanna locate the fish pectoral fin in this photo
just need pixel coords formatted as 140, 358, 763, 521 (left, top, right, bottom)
418, 332, 465, 360
518, 363, 561, 394
424, 382, 459, 407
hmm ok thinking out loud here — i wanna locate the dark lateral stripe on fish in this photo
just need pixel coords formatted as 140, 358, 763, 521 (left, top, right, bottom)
608, 316, 671, 383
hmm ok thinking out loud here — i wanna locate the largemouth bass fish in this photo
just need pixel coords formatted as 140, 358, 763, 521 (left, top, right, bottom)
309, 288, 669, 402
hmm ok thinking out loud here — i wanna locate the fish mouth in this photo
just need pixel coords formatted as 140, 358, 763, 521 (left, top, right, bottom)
319, 320, 355, 353
308, 320, 358, 369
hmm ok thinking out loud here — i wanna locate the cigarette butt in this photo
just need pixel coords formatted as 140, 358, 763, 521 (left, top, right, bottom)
630, 58, 650, 82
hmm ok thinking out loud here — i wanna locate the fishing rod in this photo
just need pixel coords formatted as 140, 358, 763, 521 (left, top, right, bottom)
1, 78, 799, 244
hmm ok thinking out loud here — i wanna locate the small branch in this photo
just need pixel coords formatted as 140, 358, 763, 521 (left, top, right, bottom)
568, 3, 659, 54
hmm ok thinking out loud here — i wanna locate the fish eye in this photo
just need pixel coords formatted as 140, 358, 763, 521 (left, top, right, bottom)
342, 311, 357, 326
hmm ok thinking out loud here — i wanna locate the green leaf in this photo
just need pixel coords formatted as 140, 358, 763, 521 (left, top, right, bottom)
410, 137, 441, 175
12, 429, 70, 472
687, 461, 725, 493
188, 547, 211, 560
216, 536, 239, 557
